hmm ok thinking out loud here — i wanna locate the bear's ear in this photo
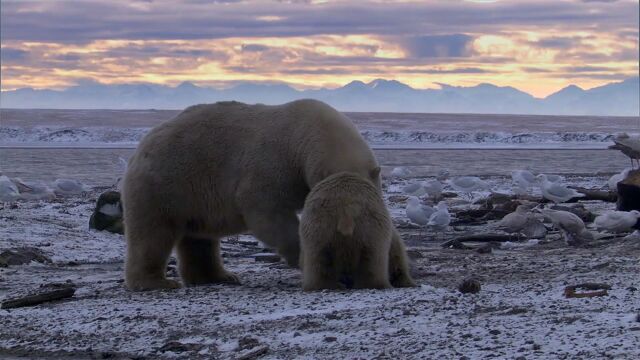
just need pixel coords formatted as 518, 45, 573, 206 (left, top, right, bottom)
369, 166, 381, 180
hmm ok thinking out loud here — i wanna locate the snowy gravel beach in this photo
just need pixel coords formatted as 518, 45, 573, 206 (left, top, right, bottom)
1, 175, 639, 359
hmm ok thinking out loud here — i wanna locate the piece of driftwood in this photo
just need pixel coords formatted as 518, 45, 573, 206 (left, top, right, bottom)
441, 234, 516, 248
1, 287, 76, 309
567, 187, 617, 203
564, 283, 611, 298
235, 345, 269, 360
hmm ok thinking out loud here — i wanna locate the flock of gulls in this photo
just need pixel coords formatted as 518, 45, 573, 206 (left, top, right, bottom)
1, 137, 639, 246
0, 175, 90, 202
393, 161, 640, 245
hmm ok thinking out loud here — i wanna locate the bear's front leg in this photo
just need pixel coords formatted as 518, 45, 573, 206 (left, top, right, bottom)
177, 236, 240, 286
388, 228, 417, 287
242, 209, 301, 268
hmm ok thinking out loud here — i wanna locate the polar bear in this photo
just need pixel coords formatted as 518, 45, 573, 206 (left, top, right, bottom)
300, 172, 392, 291
122, 99, 415, 290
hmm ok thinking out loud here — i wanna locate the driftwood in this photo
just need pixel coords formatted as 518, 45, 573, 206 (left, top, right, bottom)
235, 345, 269, 360
441, 233, 516, 248
564, 283, 611, 298
1, 286, 76, 309
567, 187, 617, 203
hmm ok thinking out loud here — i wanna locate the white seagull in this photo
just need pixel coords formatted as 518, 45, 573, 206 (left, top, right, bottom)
594, 210, 640, 233
423, 179, 443, 200
391, 167, 412, 178
403, 182, 427, 197
52, 178, 91, 196
0, 175, 20, 202
536, 174, 583, 203
511, 169, 536, 193
497, 203, 535, 238
13, 178, 56, 201
448, 176, 490, 199
539, 208, 594, 245
428, 201, 451, 236
406, 196, 434, 235
607, 168, 632, 190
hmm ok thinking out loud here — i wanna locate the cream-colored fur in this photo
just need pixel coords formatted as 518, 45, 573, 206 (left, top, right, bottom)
300, 172, 392, 291
122, 99, 415, 290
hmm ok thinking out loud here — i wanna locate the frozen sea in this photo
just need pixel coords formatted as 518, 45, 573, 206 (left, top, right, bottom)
0, 108, 638, 185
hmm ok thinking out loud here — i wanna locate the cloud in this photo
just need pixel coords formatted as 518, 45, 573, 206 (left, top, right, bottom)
0, 0, 637, 96
401, 34, 476, 58
1, 0, 638, 43
241, 44, 270, 52
532, 37, 579, 49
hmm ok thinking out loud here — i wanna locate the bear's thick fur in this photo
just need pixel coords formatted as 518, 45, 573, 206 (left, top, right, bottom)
122, 99, 414, 290
300, 172, 392, 291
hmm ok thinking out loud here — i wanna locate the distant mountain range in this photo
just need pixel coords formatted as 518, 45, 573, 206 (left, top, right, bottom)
1, 77, 638, 116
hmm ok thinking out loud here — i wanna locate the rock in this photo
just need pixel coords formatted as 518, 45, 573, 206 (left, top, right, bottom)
237, 336, 261, 351
89, 191, 124, 234
476, 243, 493, 254
0, 247, 52, 266
617, 170, 640, 229
406, 249, 424, 259
458, 278, 481, 294
475, 192, 513, 209
323, 336, 338, 342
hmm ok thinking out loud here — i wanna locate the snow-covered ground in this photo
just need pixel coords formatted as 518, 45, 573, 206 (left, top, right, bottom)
1, 176, 639, 359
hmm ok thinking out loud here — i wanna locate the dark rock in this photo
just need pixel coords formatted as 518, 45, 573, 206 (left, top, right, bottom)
406, 249, 424, 259
0, 247, 51, 266
237, 336, 261, 351
617, 170, 640, 229
458, 278, 481, 294
323, 336, 338, 342
476, 243, 493, 254
89, 191, 124, 234
475, 193, 514, 209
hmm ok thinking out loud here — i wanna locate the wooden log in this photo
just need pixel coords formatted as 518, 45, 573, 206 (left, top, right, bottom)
441, 233, 515, 248
567, 187, 617, 203
1, 287, 76, 309
564, 283, 611, 298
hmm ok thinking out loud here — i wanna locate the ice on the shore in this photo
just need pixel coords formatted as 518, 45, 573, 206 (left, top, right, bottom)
0, 126, 621, 149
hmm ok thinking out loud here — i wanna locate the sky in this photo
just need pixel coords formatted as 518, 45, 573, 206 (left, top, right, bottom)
1, 0, 638, 98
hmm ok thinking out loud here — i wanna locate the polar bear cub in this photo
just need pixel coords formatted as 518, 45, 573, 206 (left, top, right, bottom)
299, 172, 393, 291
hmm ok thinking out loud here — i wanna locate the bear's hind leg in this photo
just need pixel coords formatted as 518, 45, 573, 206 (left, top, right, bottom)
301, 245, 343, 291
177, 236, 240, 286
353, 247, 392, 290
125, 223, 181, 291
242, 209, 301, 268
388, 228, 417, 288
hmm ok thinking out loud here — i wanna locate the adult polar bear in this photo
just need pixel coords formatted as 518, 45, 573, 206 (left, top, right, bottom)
123, 99, 415, 291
